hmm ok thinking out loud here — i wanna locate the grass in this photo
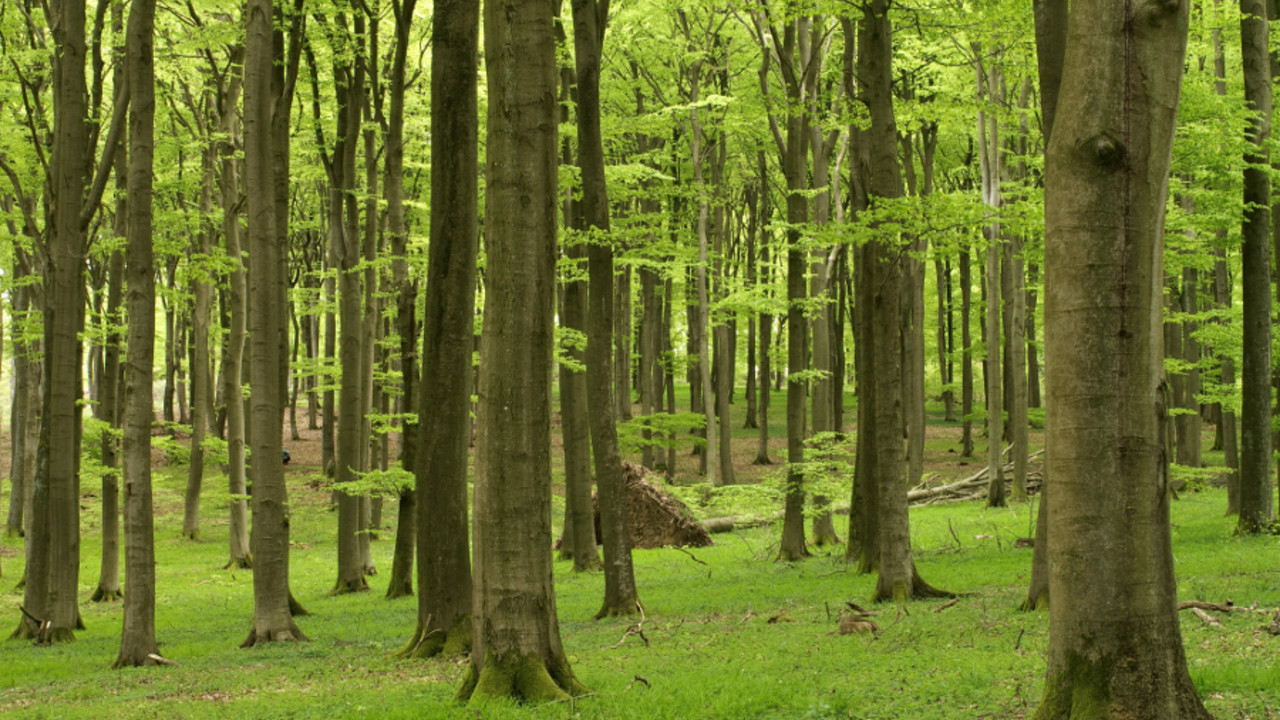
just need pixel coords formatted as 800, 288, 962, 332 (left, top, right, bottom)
0, 388, 1276, 719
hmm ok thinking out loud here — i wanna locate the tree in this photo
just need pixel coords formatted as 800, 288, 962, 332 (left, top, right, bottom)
457, 0, 585, 703
574, 0, 641, 618
401, 0, 477, 659
114, 0, 160, 668
851, 0, 948, 603
1237, 0, 1273, 534
1032, 0, 1211, 716
241, 0, 305, 647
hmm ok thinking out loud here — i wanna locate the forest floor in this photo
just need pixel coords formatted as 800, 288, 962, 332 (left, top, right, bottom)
0, 388, 1274, 719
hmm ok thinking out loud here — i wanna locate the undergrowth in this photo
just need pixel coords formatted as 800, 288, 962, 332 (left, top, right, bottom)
1, 473, 1277, 719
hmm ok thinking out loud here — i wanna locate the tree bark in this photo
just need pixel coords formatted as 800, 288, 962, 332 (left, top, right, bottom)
241, 0, 305, 647
115, 0, 160, 666
1238, 0, 1273, 534
573, 0, 640, 618
1033, 0, 1211, 715
400, 0, 478, 658
458, 0, 585, 700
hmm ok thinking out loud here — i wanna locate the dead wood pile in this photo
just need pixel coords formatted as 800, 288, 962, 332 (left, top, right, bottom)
907, 450, 1045, 505
592, 462, 714, 549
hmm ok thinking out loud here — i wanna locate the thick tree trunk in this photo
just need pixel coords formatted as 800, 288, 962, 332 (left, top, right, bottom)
1238, 0, 1274, 534
25, 0, 93, 644
401, 0, 478, 658
1034, 0, 1210, 715
115, 0, 160, 665
241, 0, 305, 646
459, 0, 585, 700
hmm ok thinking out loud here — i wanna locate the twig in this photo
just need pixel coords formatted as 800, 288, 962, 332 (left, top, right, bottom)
1014, 628, 1025, 651
675, 546, 707, 566
627, 675, 651, 690
607, 604, 649, 649
934, 598, 959, 613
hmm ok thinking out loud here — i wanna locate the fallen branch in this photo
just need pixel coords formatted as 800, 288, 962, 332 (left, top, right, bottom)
607, 604, 649, 650
1177, 600, 1236, 613
147, 653, 181, 667
1191, 608, 1221, 627
627, 675, 651, 690
935, 598, 959, 613
674, 546, 707, 566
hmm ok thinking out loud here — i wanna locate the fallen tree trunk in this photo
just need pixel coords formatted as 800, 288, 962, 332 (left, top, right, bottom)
699, 450, 1045, 534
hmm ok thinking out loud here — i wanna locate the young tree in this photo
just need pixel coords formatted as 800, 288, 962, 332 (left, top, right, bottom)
114, 0, 160, 668
457, 0, 585, 702
1033, 0, 1211, 716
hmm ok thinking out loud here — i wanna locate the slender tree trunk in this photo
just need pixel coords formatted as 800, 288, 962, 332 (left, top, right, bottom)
458, 0, 585, 700
383, 0, 419, 602
573, 0, 640, 617
400, 0, 479, 657
1238, 0, 1274, 534
976, 56, 1005, 508
115, 0, 160, 665
93, 31, 126, 601
959, 249, 975, 457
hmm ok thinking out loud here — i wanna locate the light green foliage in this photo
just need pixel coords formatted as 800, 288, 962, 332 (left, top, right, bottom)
617, 411, 707, 457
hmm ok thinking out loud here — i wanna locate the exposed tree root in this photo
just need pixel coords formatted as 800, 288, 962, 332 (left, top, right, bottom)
594, 595, 641, 620
288, 593, 310, 617
90, 586, 123, 603
225, 555, 253, 570
240, 620, 308, 647
397, 616, 471, 659
458, 651, 587, 706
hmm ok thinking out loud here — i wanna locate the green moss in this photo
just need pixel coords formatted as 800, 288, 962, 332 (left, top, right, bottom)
462, 651, 575, 706
1032, 653, 1110, 720
594, 594, 641, 619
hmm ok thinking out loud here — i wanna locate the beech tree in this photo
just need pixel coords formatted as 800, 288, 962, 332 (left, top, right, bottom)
458, 0, 585, 702
401, 0, 478, 659
1034, 0, 1211, 716
241, 0, 305, 647
115, 0, 160, 668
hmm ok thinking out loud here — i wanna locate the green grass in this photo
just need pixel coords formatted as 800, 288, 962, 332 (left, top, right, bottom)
0, 386, 1273, 719
2, 475, 1279, 719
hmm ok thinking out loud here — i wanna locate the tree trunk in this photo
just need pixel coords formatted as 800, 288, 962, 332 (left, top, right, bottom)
115, 0, 160, 665
573, 0, 640, 617
755, 154, 773, 466
1176, 266, 1202, 468
1034, 0, 1211, 714
959, 249, 975, 457
976, 56, 1005, 508
459, 0, 585, 700
241, 0, 305, 646
93, 34, 126, 602
383, 0, 419, 602
400, 0, 478, 658
853, 1, 947, 602
1238, 0, 1274, 534
24, 0, 93, 644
